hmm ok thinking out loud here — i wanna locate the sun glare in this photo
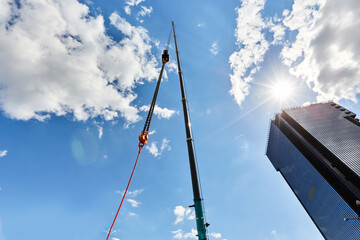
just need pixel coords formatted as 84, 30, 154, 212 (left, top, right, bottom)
271, 81, 293, 100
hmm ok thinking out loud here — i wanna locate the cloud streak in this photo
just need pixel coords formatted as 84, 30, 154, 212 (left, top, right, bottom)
145, 138, 171, 157
127, 198, 141, 207
0, 150, 7, 157
140, 105, 178, 119
210, 41, 219, 56
116, 188, 144, 197
138, 6, 152, 17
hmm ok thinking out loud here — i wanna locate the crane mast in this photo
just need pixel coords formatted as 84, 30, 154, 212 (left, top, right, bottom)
172, 21, 208, 240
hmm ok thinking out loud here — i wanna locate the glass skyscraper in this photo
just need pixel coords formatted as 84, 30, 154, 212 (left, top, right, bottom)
266, 102, 360, 239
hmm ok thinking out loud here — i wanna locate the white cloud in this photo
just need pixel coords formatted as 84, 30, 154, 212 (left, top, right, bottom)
136, 5, 153, 23
155, 107, 178, 119
271, 230, 277, 235
281, 0, 360, 103
281, 0, 326, 67
111, 238, 120, 240
209, 232, 222, 238
184, 229, 198, 239
228, 1, 292, 106
197, 23, 205, 28
230, 0, 360, 105
104, 229, 116, 234
128, 212, 137, 216
146, 138, 171, 157
301, 101, 312, 107
125, 0, 145, 6
148, 130, 156, 135
124, 0, 146, 16
160, 138, 171, 152
0, 0, 158, 123
229, 0, 269, 105
108, 13, 158, 87
138, 6, 153, 17
174, 205, 195, 224
0, 150, 7, 157
267, 17, 286, 44
124, 5, 131, 15
140, 105, 178, 119
146, 141, 160, 157
172, 229, 197, 239
172, 218, 223, 240
84, 0, 94, 5
96, 124, 103, 139
210, 41, 219, 56
116, 188, 144, 197
172, 229, 183, 239
127, 198, 141, 207
127, 188, 144, 197
167, 61, 178, 73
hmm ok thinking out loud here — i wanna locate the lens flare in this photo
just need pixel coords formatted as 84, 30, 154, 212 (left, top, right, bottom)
271, 81, 293, 100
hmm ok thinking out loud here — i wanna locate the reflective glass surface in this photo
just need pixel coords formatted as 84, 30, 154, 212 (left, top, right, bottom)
285, 103, 360, 176
267, 122, 360, 240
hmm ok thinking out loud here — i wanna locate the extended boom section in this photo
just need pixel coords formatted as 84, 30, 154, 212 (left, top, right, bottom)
172, 21, 208, 240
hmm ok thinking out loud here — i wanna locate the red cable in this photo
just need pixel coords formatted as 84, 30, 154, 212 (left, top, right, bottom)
106, 144, 144, 240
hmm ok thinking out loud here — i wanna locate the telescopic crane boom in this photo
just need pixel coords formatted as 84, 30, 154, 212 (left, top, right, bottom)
172, 21, 209, 240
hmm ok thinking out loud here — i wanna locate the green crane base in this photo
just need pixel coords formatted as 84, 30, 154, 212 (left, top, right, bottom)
194, 199, 207, 240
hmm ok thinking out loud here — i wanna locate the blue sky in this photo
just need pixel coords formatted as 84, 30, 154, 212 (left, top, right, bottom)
0, 0, 360, 239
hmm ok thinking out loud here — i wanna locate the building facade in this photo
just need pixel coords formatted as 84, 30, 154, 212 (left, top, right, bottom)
266, 102, 360, 239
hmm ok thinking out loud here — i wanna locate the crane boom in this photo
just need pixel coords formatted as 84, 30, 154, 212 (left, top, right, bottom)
172, 21, 208, 240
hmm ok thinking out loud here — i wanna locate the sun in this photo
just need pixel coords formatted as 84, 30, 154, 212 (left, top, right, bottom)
271, 81, 293, 101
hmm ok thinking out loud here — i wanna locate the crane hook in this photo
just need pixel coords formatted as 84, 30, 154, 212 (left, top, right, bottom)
138, 131, 149, 147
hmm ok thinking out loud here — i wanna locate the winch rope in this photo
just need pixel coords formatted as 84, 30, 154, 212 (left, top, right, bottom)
105, 145, 143, 240
105, 31, 171, 240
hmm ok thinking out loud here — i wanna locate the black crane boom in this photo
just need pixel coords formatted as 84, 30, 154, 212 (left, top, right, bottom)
172, 21, 208, 240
